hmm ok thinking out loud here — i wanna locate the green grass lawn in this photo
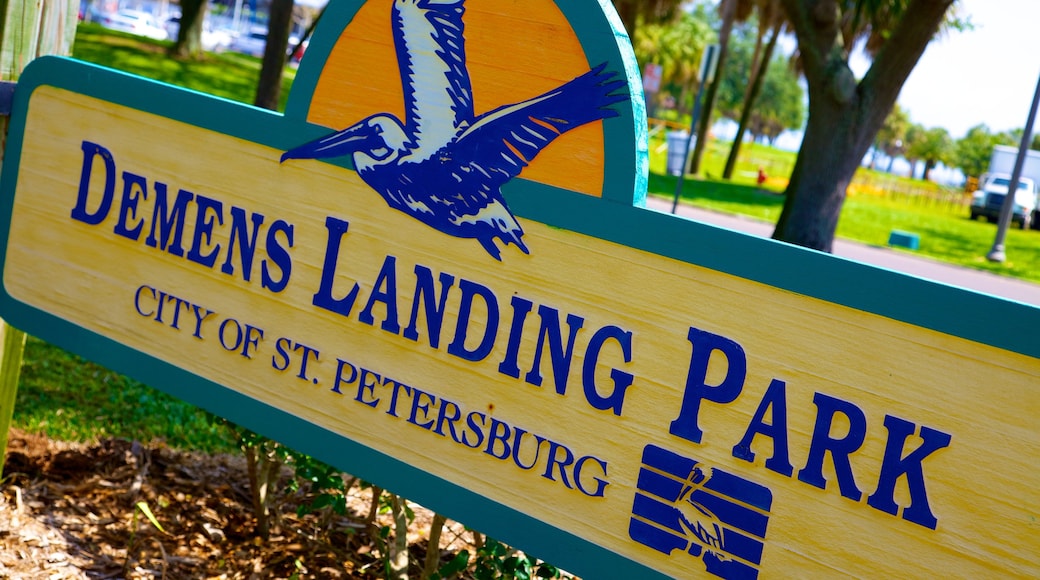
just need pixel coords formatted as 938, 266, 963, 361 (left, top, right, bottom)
7, 25, 282, 451
15, 336, 237, 452
650, 134, 1040, 284
72, 23, 295, 110
837, 195, 1040, 281
8, 26, 1037, 452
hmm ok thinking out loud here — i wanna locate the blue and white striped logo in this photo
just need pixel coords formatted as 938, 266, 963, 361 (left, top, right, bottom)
629, 445, 773, 579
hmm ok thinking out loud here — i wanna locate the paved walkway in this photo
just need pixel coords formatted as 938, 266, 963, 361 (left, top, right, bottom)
644, 196, 1040, 307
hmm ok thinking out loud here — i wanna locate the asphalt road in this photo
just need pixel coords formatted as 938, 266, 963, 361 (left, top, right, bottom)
644, 196, 1040, 307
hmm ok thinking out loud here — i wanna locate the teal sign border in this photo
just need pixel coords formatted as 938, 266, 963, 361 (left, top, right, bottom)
285, 0, 650, 207
0, 2, 1037, 578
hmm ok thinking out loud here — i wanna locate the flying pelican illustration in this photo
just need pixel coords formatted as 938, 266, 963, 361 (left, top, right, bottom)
281, 0, 628, 259
675, 465, 731, 563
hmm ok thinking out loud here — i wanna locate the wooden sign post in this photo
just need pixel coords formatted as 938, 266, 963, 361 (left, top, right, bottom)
0, 0, 79, 477
0, 2, 1037, 578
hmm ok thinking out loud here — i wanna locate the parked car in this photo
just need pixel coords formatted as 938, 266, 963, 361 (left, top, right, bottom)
229, 28, 268, 57
207, 26, 235, 53
229, 28, 301, 59
97, 10, 168, 41
162, 13, 182, 39
969, 174, 1037, 230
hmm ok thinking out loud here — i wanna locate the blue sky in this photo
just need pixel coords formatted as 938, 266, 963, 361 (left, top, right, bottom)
892, 0, 1040, 139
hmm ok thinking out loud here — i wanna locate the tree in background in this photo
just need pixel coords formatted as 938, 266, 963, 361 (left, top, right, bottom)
906, 126, 953, 181
743, 0, 782, 88
745, 53, 804, 144
690, 0, 756, 174
872, 103, 909, 172
902, 123, 927, 178
613, 0, 687, 37
722, 0, 786, 178
169, 0, 208, 59
699, 14, 804, 153
254, 0, 294, 110
632, 11, 715, 116
772, 0, 958, 252
713, 23, 756, 120
954, 124, 1014, 181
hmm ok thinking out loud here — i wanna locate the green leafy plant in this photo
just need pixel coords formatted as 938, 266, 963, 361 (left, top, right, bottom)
429, 550, 470, 579
468, 536, 572, 580
290, 452, 354, 518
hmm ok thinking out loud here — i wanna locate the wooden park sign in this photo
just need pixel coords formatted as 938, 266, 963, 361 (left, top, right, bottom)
1, 1, 1038, 577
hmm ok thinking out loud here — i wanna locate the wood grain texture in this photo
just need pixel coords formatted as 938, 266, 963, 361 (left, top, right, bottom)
0, 0, 78, 80
5, 87, 1038, 578
0, 0, 76, 478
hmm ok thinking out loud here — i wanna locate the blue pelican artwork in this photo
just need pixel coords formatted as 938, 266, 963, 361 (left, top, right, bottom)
675, 466, 731, 564
281, 0, 628, 259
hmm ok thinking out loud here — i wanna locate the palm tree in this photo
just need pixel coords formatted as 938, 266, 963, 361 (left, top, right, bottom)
254, 0, 295, 111
771, 0, 958, 251
746, 63, 805, 144
873, 104, 910, 172
909, 127, 953, 181
613, 0, 686, 37
690, 0, 756, 175
744, 0, 783, 93
902, 123, 926, 179
722, 0, 786, 179
633, 13, 713, 116
169, 0, 209, 59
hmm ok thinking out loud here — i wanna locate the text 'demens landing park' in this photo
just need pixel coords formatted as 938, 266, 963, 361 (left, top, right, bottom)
0, 0, 1037, 578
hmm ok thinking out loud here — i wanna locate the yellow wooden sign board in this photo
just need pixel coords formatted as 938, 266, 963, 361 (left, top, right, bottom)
0, 2, 1037, 578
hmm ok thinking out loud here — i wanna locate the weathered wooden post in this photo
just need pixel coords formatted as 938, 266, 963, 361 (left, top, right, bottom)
0, 0, 78, 478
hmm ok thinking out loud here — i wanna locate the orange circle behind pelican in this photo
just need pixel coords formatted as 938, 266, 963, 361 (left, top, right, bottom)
307, 0, 605, 197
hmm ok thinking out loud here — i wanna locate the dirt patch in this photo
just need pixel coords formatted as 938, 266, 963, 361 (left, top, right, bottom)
0, 429, 479, 579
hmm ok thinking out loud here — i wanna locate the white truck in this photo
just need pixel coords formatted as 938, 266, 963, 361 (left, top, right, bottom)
970, 145, 1040, 230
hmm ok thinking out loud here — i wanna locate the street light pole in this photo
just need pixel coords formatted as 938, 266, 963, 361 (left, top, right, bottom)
987, 70, 1040, 262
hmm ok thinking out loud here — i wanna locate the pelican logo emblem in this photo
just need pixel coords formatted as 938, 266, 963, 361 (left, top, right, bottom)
676, 466, 731, 564
281, 0, 628, 260
629, 445, 773, 579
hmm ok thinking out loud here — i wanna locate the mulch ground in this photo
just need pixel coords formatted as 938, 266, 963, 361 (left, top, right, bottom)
0, 429, 476, 579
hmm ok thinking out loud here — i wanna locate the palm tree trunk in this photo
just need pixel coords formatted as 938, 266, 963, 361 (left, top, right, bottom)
747, 19, 767, 91
254, 0, 294, 111
615, 1, 637, 36
689, 0, 736, 175
924, 159, 936, 181
722, 22, 781, 179
169, 0, 208, 59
